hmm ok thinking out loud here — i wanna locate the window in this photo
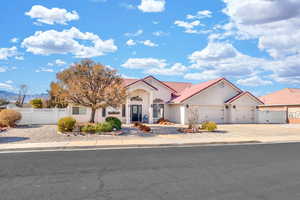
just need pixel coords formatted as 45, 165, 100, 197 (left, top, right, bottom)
153, 104, 164, 118
102, 107, 106, 117
122, 104, 126, 117
72, 107, 87, 115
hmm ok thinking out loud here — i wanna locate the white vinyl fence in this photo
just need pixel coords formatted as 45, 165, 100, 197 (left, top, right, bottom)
13, 108, 70, 125
257, 110, 287, 124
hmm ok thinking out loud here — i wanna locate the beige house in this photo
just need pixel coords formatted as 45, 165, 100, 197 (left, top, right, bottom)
70, 76, 264, 125
259, 88, 300, 123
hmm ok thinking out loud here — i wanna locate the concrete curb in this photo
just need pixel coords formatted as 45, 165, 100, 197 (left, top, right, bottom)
0, 140, 262, 153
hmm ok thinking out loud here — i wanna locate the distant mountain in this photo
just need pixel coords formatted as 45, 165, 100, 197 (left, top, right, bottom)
0, 90, 48, 103
0, 90, 18, 101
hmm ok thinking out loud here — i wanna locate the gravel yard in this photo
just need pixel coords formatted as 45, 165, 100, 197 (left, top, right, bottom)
1, 124, 300, 144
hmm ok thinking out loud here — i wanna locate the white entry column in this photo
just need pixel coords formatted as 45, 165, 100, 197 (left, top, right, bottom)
180, 105, 186, 125
148, 91, 154, 124
126, 97, 130, 124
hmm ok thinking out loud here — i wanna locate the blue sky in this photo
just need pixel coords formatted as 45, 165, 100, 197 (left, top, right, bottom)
0, 0, 299, 96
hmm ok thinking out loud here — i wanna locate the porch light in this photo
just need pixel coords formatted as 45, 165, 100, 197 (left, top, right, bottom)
225, 105, 229, 109
186, 104, 189, 109
233, 105, 236, 109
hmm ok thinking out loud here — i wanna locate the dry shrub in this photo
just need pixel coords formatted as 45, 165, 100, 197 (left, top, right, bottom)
139, 124, 151, 132
133, 122, 143, 128
156, 118, 174, 125
0, 109, 22, 127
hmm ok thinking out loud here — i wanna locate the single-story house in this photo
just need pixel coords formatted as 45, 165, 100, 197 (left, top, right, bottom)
259, 88, 300, 123
70, 75, 264, 125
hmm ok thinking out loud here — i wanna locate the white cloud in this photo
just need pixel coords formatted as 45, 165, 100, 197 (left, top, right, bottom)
152, 31, 168, 36
126, 39, 136, 46
0, 82, 14, 90
175, 20, 201, 30
25, 5, 79, 25
146, 63, 187, 76
122, 58, 167, 69
121, 74, 138, 79
237, 76, 272, 87
186, 10, 212, 19
5, 80, 13, 84
54, 59, 66, 66
0, 67, 7, 72
218, 0, 300, 84
126, 39, 158, 47
36, 67, 54, 73
22, 27, 117, 58
138, 0, 165, 13
187, 42, 269, 80
120, 3, 135, 10
10, 37, 19, 43
267, 55, 300, 84
0, 46, 18, 60
174, 20, 207, 34
48, 59, 66, 66
189, 42, 237, 61
91, 0, 107, 2
222, 0, 300, 58
124, 29, 143, 37
184, 70, 219, 81
15, 56, 24, 60
141, 40, 158, 47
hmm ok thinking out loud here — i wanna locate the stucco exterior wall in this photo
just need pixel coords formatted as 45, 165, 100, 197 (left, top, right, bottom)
230, 95, 260, 124
165, 104, 181, 123
144, 77, 173, 102
259, 105, 300, 124
288, 106, 300, 123
127, 89, 150, 118
185, 80, 240, 105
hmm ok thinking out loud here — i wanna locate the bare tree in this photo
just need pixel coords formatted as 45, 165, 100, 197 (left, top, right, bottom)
55, 59, 127, 123
187, 107, 199, 132
16, 84, 28, 107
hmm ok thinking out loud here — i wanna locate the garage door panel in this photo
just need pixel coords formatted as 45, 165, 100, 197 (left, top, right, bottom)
197, 106, 225, 123
233, 107, 255, 123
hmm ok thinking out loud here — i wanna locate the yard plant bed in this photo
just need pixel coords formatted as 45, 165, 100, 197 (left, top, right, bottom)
58, 130, 124, 137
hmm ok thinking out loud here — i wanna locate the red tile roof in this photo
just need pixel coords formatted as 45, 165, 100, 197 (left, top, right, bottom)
171, 78, 225, 103
124, 79, 158, 90
226, 91, 264, 104
123, 76, 246, 104
123, 77, 192, 93
260, 88, 300, 105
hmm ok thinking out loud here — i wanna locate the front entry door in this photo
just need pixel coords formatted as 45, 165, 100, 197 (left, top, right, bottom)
131, 105, 142, 122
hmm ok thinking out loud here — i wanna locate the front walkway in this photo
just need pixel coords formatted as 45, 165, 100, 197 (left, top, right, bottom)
0, 124, 300, 151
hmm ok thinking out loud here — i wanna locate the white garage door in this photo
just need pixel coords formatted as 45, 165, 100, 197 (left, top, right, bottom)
197, 106, 225, 124
233, 107, 255, 123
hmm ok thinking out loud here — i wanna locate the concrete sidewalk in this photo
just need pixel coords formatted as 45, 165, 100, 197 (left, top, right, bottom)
1, 132, 300, 152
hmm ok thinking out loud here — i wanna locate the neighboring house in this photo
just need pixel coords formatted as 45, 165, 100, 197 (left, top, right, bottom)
70, 75, 264, 125
260, 88, 300, 123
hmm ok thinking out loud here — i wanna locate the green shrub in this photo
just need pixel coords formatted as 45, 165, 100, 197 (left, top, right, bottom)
0, 109, 22, 127
201, 121, 209, 130
202, 121, 217, 132
81, 124, 96, 133
105, 117, 121, 130
57, 117, 76, 132
81, 122, 113, 133
96, 122, 113, 132
30, 98, 43, 109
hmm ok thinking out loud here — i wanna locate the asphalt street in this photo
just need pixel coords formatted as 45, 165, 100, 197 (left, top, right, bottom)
1, 143, 300, 200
